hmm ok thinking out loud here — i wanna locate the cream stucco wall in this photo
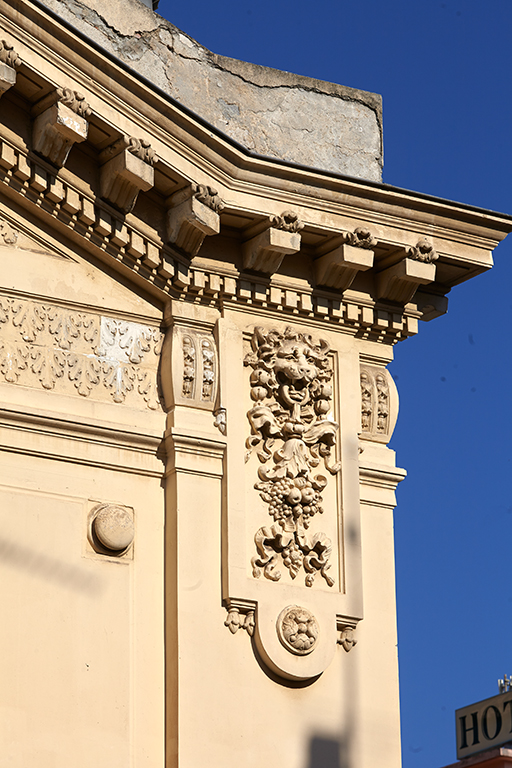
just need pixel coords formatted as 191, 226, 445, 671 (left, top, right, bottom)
0, 2, 510, 767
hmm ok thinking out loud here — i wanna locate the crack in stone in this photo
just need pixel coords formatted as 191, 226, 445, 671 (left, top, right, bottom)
41, 0, 383, 178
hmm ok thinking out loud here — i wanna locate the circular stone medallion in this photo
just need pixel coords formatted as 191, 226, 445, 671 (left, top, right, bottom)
276, 605, 319, 656
92, 505, 134, 553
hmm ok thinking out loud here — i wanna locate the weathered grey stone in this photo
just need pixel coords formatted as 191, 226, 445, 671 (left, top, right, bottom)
39, 0, 383, 181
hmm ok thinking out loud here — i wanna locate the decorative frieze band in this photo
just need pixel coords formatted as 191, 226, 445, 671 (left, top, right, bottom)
0, 294, 163, 409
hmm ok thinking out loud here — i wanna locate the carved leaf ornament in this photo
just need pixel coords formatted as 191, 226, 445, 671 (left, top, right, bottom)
0, 297, 162, 409
245, 326, 339, 588
0, 39, 21, 69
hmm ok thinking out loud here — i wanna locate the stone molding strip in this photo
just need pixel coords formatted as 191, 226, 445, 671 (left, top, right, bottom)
0, 406, 164, 477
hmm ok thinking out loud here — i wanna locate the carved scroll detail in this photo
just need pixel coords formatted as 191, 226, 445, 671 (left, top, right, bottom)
406, 237, 438, 263
101, 135, 157, 166
192, 183, 225, 214
245, 326, 339, 588
56, 88, 92, 118
268, 211, 304, 234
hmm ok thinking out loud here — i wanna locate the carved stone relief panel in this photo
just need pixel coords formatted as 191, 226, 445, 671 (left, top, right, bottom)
222, 319, 363, 681
0, 294, 163, 409
359, 364, 398, 442
244, 327, 340, 589
161, 323, 218, 410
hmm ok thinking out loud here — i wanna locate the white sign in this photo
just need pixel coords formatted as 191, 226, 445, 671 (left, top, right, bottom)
456, 691, 512, 759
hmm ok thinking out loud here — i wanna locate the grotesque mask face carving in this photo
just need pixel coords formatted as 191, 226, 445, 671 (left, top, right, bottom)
246, 327, 331, 418
273, 339, 320, 406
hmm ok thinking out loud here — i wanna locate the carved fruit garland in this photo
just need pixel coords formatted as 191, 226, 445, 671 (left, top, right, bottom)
245, 327, 340, 588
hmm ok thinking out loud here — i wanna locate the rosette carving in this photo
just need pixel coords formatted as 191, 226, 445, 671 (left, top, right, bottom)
245, 327, 339, 587
277, 605, 319, 655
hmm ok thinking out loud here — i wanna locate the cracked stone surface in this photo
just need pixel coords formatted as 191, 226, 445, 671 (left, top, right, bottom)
39, 0, 383, 181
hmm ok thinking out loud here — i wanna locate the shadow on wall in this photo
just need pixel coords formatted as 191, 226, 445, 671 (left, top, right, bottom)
0, 536, 102, 595
306, 736, 348, 768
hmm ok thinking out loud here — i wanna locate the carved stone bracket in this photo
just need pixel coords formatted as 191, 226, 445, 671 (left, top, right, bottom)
315, 242, 374, 290
242, 211, 303, 276
0, 40, 21, 96
166, 183, 224, 256
32, 89, 90, 167
100, 136, 156, 213
376, 257, 436, 304
337, 619, 358, 652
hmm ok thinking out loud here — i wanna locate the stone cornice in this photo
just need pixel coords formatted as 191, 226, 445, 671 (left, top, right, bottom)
1, 1, 509, 245
0, 0, 510, 350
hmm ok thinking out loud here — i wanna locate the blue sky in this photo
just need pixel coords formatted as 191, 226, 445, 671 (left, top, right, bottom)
154, 2, 512, 766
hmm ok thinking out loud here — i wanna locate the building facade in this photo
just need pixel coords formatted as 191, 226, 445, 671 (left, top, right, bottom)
0, 1, 511, 767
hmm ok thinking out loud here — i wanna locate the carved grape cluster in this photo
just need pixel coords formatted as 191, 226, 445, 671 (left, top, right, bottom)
258, 476, 323, 528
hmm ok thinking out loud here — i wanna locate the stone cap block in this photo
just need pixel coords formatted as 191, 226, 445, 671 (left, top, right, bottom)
38, 0, 383, 181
